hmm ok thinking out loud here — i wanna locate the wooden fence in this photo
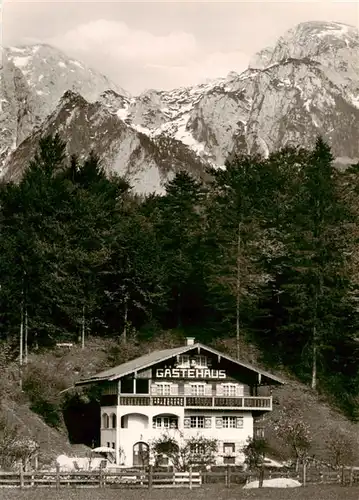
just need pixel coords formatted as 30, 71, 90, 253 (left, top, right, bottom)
0, 464, 358, 489
0, 467, 201, 489
201, 465, 359, 487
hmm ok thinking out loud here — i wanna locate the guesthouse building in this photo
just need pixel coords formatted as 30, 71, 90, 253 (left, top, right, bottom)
75, 338, 284, 467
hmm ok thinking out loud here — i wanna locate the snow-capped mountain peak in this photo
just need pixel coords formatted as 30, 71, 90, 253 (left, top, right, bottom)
1, 21, 359, 192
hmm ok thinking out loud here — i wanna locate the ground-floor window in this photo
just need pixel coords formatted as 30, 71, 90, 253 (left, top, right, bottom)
190, 416, 205, 428
190, 443, 206, 454
216, 416, 244, 428
223, 442, 235, 454
223, 416, 237, 428
152, 416, 178, 429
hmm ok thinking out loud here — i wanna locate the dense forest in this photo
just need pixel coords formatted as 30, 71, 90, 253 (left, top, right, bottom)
1, 134, 359, 419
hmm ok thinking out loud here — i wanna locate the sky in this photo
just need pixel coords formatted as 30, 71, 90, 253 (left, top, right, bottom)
1, 0, 359, 94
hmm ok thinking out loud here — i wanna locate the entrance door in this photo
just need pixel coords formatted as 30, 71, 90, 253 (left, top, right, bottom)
133, 442, 149, 466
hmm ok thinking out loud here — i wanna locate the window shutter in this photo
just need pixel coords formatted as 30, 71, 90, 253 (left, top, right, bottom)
170, 384, 178, 395
184, 418, 191, 428
184, 384, 191, 395
205, 417, 212, 428
151, 384, 158, 395
236, 417, 244, 429
236, 385, 244, 397
205, 384, 212, 396
216, 384, 224, 396
215, 417, 223, 429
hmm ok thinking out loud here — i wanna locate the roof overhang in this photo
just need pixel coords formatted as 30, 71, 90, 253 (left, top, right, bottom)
73, 343, 286, 388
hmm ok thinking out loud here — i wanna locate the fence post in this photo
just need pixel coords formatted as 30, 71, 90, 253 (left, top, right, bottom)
259, 466, 264, 488
172, 467, 176, 486
103, 469, 106, 488
189, 465, 193, 490
56, 463, 60, 490
302, 461, 307, 487
148, 464, 153, 489
350, 467, 354, 486
341, 465, 345, 485
19, 462, 24, 489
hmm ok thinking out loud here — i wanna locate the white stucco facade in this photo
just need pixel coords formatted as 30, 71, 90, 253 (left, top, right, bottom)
77, 340, 282, 468
100, 404, 254, 466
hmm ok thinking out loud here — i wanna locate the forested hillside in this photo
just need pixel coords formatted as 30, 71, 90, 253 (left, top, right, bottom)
1, 134, 359, 420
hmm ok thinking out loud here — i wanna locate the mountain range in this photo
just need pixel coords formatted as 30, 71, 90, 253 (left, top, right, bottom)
1, 20, 358, 193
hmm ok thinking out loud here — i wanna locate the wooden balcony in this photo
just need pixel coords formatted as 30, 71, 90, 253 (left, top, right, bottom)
118, 395, 272, 411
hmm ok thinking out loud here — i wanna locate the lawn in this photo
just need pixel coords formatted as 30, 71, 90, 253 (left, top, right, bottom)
1, 485, 359, 500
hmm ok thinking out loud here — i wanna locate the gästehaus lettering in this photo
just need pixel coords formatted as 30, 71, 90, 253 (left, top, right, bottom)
156, 368, 226, 379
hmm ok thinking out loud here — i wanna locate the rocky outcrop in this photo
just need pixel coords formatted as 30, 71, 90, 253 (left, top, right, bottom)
2, 91, 209, 194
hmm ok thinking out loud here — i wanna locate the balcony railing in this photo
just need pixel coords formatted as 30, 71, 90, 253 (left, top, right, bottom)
118, 395, 272, 410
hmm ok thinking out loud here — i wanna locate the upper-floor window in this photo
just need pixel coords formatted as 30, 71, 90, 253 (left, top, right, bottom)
223, 384, 237, 397
190, 383, 205, 396
178, 355, 190, 367
194, 355, 207, 367
157, 383, 171, 396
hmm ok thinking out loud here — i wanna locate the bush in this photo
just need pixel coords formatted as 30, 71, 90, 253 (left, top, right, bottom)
22, 363, 68, 428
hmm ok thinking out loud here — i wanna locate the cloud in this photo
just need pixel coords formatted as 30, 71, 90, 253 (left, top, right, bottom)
48, 19, 198, 65
46, 19, 249, 93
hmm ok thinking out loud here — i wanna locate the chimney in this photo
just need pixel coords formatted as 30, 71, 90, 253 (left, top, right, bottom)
186, 337, 195, 346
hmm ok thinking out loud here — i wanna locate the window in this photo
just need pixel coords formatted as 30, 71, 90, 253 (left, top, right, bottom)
190, 443, 206, 454
107, 442, 110, 448
157, 383, 171, 396
255, 427, 264, 438
216, 416, 243, 429
194, 355, 207, 367
112, 442, 115, 449
102, 413, 109, 429
223, 417, 237, 428
178, 355, 190, 367
110, 413, 117, 428
152, 417, 178, 429
136, 379, 149, 394
223, 384, 237, 397
190, 416, 205, 428
190, 384, 205, 396
223, 442, 235, 454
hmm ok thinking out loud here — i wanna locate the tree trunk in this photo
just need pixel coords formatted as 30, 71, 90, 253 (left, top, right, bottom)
24, 305, 28, 365
81, 305, 85, 349
123, 293, 128, 344
311, 324, 317, 390
236, 222, 241, 360
177, 288, 182, 329
19, 301, 24, 389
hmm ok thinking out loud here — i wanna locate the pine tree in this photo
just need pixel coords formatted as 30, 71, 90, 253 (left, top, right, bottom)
204, 155, 265, 358
153, 171, 206, 329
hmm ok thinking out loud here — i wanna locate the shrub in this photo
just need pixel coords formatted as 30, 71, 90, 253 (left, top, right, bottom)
22, 363, 68, 428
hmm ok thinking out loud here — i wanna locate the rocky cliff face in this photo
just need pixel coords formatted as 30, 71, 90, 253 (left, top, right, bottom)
1, 21, 358, 192
0, 44, 126, 175
2, 91, 209, 194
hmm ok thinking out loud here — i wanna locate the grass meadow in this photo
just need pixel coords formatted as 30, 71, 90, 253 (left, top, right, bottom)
0, 485, 359, 500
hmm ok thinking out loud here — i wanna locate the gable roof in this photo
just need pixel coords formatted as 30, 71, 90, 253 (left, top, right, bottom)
75, 343, 285, 387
